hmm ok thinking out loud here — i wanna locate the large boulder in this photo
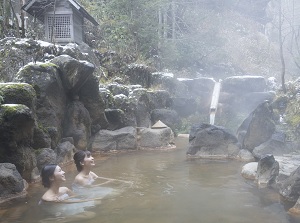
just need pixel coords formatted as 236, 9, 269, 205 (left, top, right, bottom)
59, 42, 101, 73
105, 109, 127, 130
151, 73, 190, 97
0, 83, 52, 150
252, 131, 291, 159
147, 90, 172, 109
171, 97, 197, 117
222, 76, 267, 94
241, 155, 300, 183
0, 104, 36, 180
219, 76, 275, 117
241, 91, 275, 112
237, 101, 275, 151
32, 126, 52, 149
0, 83, 36, 112
91, 126, 137, 151
14, 61, 67, 143
129, 88, 151, 128
241, 162, 258, 180
35, 148, 57, 171
221, 91, 275, 115
187, 123, 240, 158
55, 141, 75, 165
275, 155, 300, 181
51, 55, 108, 131
179, 77, 216, 96
237, 149, 255, 162
0, 38, 100, 82
63, 100, 91, 150
0, 38, 55, 82
138, 127, 174, 148
136, 101, 151, 128
50, 55, 95, 95
112, 94, 137, 127
151, 72, 175, 87
256, 154, 279, 188
279, 166, 300, 202
0, 163, 25, 199
78, 75, 108, 130
177, 77, 215, 112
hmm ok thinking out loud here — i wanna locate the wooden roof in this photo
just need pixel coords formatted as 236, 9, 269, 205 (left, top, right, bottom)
22, 0, 99, 26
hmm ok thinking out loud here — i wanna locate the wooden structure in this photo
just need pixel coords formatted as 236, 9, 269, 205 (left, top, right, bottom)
22, 0, 98, 45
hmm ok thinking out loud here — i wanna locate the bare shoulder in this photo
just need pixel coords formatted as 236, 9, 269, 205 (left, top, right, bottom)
41, 192, 52, 202
90, 171, 99, 178
59, 186, 70, 194
41, 190, 57, 202
74, 174, 85, 186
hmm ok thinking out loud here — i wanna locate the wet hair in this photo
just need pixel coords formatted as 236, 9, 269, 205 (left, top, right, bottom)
73, 150, 91, 172
41, 164, 57, 188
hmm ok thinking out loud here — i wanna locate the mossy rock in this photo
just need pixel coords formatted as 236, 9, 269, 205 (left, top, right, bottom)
15, 62, 58, 79
0, 83, 36, 111
0, 104, 33, 125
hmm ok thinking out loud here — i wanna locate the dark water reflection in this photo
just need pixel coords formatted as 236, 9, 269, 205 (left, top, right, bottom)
1, 135, 300, 223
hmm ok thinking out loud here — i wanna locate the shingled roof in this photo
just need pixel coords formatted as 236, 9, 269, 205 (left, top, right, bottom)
22, 0, 99, 26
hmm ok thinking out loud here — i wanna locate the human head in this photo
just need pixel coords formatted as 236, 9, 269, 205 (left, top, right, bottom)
73, 150, 92, 172
41, 164, 66, 188
41, 164, 57, 188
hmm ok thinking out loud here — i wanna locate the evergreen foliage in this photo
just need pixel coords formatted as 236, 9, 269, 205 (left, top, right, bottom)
1, 0, 300, 81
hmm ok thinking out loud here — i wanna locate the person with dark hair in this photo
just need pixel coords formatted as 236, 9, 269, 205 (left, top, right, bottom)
39, 164, 99, 222
40, 164, 73, 202
73, 150, 99, 187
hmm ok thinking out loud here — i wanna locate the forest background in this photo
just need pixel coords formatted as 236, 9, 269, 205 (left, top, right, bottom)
1, 0, 300, 87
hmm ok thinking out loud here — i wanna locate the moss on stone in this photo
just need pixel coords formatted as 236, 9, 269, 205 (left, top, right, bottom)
0, 104, 30, 124
0, 83, 36, 109
34, 148, 44, 156
17, 62, 58, 80
37, 121, 48, 133
39, 62, 58, 69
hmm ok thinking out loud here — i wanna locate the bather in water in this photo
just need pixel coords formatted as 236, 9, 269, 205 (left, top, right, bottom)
72, 150, 133, 192
38, 164, 97, 222
72, 150, 118, 200
40, 164, 74, 203
72, 150, 99, 188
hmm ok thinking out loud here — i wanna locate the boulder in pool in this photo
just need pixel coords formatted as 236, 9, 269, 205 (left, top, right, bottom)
187, 123, 240, 159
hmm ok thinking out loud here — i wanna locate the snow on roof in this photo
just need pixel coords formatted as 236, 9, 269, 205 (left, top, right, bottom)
22, 0, 98, 25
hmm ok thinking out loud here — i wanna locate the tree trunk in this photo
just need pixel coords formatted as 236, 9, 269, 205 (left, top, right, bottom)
171, 0, 176, 40
9, 0, 20, 37
158, 8, 162, 37
20, 0, 25, 37
50, 0, 57, 43
163, 7, 168, 39
278, 0, 286, 93
2, 0, 8, 36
